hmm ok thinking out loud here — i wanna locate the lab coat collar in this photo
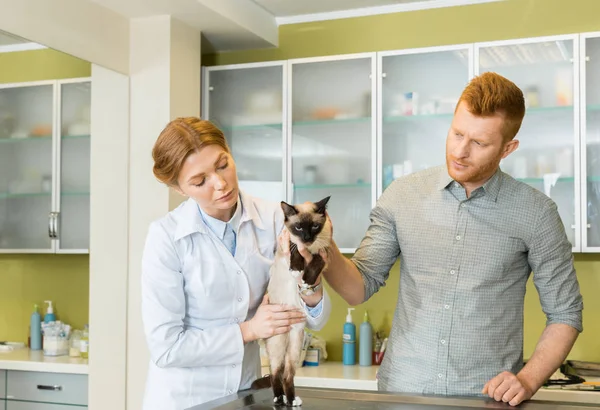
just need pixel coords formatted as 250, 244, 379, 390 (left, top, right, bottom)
173, 190, 264, 241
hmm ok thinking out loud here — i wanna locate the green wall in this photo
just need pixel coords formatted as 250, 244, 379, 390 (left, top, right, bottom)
205, 0, 600, 362
205, 0, 600, 66
0, 48, 91, 344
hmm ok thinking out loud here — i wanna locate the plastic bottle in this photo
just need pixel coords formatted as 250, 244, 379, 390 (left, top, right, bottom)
80, 324, 89, 359
342, 308, 356, 365
359, 310, 373, 366
44, 300, 56, 323
30, 304, 42, 350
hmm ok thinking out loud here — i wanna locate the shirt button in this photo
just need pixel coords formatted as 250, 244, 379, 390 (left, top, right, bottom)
460, 203, 466, 208
234, 318, 239, 323
441, 339, 446, 345
438, 373, 443, 378
444, 305, 450, 310
237, 270, 241, 275
237, 297, 242, 302
455, 235, 461, 240
450, 269, 456, 275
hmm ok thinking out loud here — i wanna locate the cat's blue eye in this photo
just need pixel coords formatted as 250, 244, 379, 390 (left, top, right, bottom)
295, 226, 303, 232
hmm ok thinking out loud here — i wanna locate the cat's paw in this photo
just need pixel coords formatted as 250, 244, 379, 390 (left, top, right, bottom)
273, 396, 285, 406
290, 396, 303, 407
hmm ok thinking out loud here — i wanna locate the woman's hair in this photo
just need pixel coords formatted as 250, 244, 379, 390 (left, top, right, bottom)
152, 117, 230, 187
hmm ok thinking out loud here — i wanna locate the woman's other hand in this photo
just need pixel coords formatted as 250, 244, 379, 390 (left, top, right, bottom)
239, 295, 306, 343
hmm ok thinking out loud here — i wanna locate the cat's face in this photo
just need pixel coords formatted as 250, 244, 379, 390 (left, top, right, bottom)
280, 196, 330, 245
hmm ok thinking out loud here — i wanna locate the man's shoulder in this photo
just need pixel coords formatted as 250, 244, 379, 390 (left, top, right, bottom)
385, 165, 446, 194
500, 171, 555, 209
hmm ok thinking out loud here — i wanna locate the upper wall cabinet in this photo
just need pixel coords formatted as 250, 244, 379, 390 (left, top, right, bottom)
202, 62, 286, 203
0, 78, 90, 254
202, 32, 600, 253
582, 32, 600, 252
475, 35, 580, 251
378, 44, 472, 196
289, 54, 376, 252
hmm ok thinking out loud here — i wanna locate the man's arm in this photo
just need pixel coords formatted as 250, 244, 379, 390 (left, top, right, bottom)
324, 180, 402, 305
519, 323, 579, 392
484, 199, 583, 406
322, 240, 367, 306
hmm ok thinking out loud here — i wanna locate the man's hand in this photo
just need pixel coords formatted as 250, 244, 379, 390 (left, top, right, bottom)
483, 371, 533, 407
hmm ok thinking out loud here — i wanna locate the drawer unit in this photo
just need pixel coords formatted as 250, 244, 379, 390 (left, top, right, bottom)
7, 401, 86, 410
0, 369, 6, 398
7, 371, 87, 406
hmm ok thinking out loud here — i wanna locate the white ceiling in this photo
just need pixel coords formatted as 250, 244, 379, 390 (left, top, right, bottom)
252, 0, 431, 17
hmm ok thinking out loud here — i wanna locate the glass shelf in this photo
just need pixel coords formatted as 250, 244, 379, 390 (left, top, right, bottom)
221, 123, 282, 131
516, 177, 575, 183
294, 182, 371, 190
0, 136, 51, 143
62, 134, 90, 140
0, 191, 51, 199
0, 191, 89, 199
292, 117, 370, 127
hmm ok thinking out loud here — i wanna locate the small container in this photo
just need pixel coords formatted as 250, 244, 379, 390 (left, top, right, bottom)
342, 308, 356, 365
69, 330, 82, 357
80, 324, 89, 359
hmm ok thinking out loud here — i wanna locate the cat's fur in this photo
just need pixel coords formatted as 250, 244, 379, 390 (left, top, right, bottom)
265, 196, 332, 407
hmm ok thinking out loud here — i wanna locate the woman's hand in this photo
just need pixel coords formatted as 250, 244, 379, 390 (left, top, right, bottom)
239, 295, 306, 343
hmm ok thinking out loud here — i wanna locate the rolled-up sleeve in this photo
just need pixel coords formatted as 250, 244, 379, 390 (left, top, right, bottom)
141, 221, 245, 368
528, 200, 583, 332
351, 181, 401, 302
302, 288, 331, 331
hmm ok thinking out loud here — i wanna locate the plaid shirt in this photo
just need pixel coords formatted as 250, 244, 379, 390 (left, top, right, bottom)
352, 165, 583, 396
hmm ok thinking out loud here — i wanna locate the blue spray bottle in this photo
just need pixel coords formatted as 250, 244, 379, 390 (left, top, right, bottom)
30, 304, 42, 350
359, 310, 373, 366
342, 308, 356, 365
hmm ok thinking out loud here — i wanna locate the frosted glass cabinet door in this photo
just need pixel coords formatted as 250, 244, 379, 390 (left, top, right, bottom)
58, 81, 91, 251
290, 56, 374, 251
380, 47, 471, 193
584, 35, 600, 250
205, 64, 285, 203
0, 84, 54, 251
477, 37, 579, 248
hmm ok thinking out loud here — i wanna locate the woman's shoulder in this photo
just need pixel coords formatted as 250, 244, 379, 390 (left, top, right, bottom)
240, 191, 284, 230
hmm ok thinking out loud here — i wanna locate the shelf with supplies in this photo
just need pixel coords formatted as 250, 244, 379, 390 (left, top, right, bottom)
203, 32, 600, 253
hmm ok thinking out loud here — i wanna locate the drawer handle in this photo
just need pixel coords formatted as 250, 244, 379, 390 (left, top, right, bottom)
37, 384, 63, 391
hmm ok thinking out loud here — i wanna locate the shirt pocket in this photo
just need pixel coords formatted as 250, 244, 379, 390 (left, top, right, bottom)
473, 232, 527, 279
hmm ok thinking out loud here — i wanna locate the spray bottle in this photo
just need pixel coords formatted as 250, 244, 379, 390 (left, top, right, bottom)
342, 308, 356, 365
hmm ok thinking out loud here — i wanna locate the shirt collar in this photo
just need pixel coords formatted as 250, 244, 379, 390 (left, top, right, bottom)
173, 190, 264, 241
198, 196, 243, 240
437, 165, 503, 202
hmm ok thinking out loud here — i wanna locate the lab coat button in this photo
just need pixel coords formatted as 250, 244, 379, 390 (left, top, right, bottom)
237, 270, 242, 275
232, 364, 236, 368
238, 297, 242, 302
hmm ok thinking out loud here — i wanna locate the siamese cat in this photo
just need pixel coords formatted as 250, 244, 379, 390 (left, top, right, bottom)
265, 196, 332, 407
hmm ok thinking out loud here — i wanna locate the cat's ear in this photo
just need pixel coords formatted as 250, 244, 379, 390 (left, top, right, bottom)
314, 196, 331, 215
280, 201, 298, 219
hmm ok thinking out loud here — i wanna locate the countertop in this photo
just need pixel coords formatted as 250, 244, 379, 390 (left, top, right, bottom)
284, 362, 600, 405
0, 348, 88, 374
189, 386, 600, 410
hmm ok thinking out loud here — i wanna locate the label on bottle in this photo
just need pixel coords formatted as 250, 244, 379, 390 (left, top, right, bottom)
80, 340, 89, 353
342, 334, 354, 343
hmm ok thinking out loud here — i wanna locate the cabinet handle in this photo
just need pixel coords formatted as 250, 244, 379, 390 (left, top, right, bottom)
53, 212, 60, 238
48, 213, 54, 238
37, 384, 62, 391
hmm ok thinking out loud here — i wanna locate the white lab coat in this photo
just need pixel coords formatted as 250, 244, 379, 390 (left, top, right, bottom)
141, 191, 331, 410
